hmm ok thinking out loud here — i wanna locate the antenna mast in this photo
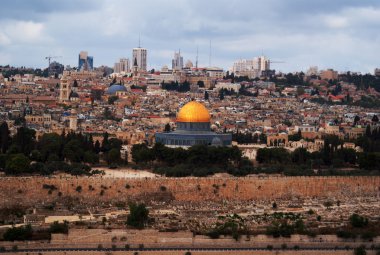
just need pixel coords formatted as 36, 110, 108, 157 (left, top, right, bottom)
196, 46, 198, 69
209, 40, 211, 67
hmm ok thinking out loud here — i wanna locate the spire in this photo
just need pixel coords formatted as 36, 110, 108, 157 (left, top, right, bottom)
196, 46, 198, 69
134, 57, 138, 67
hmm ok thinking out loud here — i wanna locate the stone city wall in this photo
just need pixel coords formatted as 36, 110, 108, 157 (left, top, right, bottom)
0, 176, 379, 208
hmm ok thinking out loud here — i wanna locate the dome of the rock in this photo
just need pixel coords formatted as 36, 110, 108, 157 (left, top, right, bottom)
176, 101, 210, 123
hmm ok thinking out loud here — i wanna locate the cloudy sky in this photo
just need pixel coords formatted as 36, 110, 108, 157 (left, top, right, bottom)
0, 0, 379, 73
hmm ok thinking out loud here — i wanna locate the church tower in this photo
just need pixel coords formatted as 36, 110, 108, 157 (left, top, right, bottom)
59, 71, 71, 102
69, 109, 78, 131
132, 57, 139, 86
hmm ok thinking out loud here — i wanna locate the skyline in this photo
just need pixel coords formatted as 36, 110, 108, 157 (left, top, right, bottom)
0, 0, 380, 73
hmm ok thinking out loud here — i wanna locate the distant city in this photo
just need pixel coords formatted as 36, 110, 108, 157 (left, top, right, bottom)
0, 0, 380, 254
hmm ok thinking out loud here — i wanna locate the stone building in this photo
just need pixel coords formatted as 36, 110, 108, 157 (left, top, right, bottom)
155, 100, 232, 147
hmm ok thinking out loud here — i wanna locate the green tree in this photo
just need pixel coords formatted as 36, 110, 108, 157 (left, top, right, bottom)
296, 86, 305, 96
204, 91, 209, 100
197, 80, 205, 87
350, 214, 368, 228
0, 122, 10, 153
101, 132, 110, 152
12, 127, 36, 155
83, 151, 99, 164
354, 115, 360, 126
106, 148, 121, 165
164, 123, 171, 132
219, 90, 225, 100
94, 140, 101, 154
126, 202, 149, 229
354, 246, 367, 255
3, 225, 33, 241
37, 133, 63, 161
49, 221, 68, 234
108, 95, 119, 105
291, 148, 310, 164
5, 153, 30, 175
131, 144, 155, 164
63, 140, 83, 162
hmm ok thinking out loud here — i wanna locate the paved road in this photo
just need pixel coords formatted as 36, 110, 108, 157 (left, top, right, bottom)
0, 246, 364, 253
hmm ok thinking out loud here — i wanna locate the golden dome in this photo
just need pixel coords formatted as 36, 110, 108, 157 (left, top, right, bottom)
177, 101, 211, 123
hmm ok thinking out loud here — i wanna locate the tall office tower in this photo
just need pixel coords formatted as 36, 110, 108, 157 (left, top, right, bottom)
257, 56, 270, 72
78, 51, 94, 71
172, 50, 184, 70
114, 58, 130, 73
132, 47, 147, 71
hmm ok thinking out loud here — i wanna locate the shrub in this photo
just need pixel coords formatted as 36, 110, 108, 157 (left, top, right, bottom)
126, 203, 149, 229
5, 154, 30, 175
50, 221, 68, 234
337, 230, 356, 239
354, 246, 367, 255
3, 225, 33, 241
350, 214, 368, 228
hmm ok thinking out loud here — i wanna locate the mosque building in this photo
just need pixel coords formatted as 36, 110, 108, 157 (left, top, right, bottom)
155, 100, 232, 147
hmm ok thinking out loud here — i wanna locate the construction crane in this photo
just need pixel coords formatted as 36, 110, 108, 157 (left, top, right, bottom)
268, 60, 285, 66
45, 56, 62, 76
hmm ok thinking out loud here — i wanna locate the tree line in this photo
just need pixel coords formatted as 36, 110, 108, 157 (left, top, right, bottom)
232, 132, 267, 144
256, 132, 380, 172
161, 80, 190, 92
0, 122, 126, 175
131, 143, 254, 177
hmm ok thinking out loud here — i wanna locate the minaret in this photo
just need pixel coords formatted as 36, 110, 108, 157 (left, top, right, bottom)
59, 71, 71, 102
69, 109, 78, 131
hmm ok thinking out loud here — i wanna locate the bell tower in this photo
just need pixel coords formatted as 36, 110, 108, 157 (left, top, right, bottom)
59, 71, 71, 102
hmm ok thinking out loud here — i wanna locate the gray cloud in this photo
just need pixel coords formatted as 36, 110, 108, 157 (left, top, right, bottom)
0, 0, 379, 73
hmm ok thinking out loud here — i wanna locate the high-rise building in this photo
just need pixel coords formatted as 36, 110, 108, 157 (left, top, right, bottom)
231, 56, 270, 78
306, 66, 319, 76
375, 68, 380, 77
172, 51, 183, 70
114, 58, 130, 73
257, 56, 270, 72
132, 47, 147, 71
320, 69, 338, 80
78, 51, 94, 71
